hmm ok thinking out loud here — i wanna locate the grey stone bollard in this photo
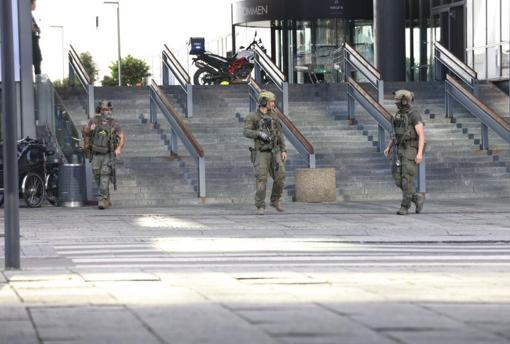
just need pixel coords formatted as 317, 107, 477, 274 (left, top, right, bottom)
295, 168, 336, 203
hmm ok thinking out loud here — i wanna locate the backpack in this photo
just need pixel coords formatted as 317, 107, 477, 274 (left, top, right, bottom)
91, 120, 114, 154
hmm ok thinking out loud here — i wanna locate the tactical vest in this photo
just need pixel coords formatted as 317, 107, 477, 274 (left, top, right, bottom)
257, 113, 280, 151
393, 109, 419, 148
91, 118, 115, 154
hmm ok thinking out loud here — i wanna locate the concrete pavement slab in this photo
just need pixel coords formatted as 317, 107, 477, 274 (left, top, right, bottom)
0, 320, 39, 344
386, 329, 509, 344
30, 306, 161, 343
131, 304, 280, 344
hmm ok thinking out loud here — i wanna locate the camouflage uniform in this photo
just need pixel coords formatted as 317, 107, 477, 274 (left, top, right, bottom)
391, 90, 425, 215
243, 107, 286, 211
84, 114, 121, 206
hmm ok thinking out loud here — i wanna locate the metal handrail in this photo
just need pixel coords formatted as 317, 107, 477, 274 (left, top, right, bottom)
465, 41, 510, 52
342, 43, 386, 152
342, 42, 384, 103
162, 44, 193, 117
149, 80, 205, 197
347, 77, 426, 193
68, 45, 95, 119
252, 43, 286, 86
434, 42, 478, 94
248, 80, 315, 168
445, 74, 510, 150
251, 43, 289, 115
35, 76, 83, 164
69, 45, 91, 84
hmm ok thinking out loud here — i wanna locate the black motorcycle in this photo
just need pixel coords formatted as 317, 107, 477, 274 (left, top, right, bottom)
0, 137, 60, 208
191, 33, 266, 85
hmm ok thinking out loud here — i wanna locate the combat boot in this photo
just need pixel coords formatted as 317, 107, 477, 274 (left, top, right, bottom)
98, 200, 106, 210
413, 193, 425, 214
256, 207, 265, 215
396, 207, 409, 215
270, 200, 284, 212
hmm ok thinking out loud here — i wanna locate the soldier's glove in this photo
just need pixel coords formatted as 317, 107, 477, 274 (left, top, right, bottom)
257, 131, 272, 143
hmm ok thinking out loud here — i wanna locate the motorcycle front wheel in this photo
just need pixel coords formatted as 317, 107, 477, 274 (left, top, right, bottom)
194, 68, 216, 85
45, 173, 59, 206
22, 173, 45, 208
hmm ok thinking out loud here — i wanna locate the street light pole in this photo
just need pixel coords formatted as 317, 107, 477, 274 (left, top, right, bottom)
50, 25, 65, 82
104, 1, 121, 86
1, 0, 22, 269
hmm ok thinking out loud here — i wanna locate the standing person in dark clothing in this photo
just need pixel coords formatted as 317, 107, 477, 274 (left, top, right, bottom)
31, 0, 42, 76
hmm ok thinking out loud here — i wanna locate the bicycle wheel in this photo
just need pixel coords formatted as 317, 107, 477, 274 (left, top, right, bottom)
45, 173, 59, 206
22, 173, 45, 208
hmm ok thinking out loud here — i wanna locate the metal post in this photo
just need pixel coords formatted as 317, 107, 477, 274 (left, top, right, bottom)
2, 0, 21, 269
162, 58, 169, 86
282, 82, 289, 115
186, 83, 193, 118
347, 90, 355, 122
104, 2, 121, 86
308, 154, 316, 169
149, 95, 156, 123
116, 4, 121, 86
198, 156, 206, 198
377, 125, 385, 152
481, 123, 489, 150
377, 80, 384, 104
170, 128, 178, 154
254, 58, 262, 84
473, 80, 480, 97
87, 84, 94, 119
417, 159, 426, 193
69, 60, 75, 87
445, 89, 451, 118
19, 0, 36, 138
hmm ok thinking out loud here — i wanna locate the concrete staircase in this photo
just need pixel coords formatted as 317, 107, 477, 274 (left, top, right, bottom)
59, 87, 199, 207
162, 85, 308, 204
318, 81, 510, 200
56, 79, 510, 207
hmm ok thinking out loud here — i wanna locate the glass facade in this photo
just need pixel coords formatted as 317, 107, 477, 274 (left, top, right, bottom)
466, 0, 510, 80
235, 19, 374, 84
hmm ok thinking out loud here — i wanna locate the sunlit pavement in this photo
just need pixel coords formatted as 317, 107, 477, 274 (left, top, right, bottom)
1, 199, 510, 343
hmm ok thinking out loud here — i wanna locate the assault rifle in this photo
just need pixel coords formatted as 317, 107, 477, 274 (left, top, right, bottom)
110, 131, 118, 191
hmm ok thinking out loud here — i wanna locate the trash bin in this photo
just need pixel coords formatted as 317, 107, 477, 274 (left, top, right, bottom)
58, 163, 85, 207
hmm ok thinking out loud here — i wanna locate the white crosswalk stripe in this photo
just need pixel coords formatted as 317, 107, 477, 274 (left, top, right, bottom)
53, 241, 510, 269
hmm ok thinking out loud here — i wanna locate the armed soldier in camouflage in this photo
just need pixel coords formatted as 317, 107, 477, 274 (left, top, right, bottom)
82, 100, 126, 209
384, 90, 426, 215
243, 91, 288, 215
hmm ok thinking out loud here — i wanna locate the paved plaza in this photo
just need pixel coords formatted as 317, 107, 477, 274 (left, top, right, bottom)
1, 199, 510, 343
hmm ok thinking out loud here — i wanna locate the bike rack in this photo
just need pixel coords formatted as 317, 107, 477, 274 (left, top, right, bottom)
68, 45, 95, 119
162, 45, 193, 118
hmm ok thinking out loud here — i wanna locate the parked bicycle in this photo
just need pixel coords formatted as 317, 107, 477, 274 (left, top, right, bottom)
0, 137, 60, 208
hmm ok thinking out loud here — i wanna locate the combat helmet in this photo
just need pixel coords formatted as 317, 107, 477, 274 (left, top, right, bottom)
258, 90, 276, 107
393, 90, 415, 107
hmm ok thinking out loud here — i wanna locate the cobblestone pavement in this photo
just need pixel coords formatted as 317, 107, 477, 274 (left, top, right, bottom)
1, 199, 510, 343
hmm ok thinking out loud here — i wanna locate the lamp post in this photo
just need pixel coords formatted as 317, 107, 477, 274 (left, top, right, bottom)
104, 1, 122, 86
2, 0, 21, 269
50, 25, 65, 82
